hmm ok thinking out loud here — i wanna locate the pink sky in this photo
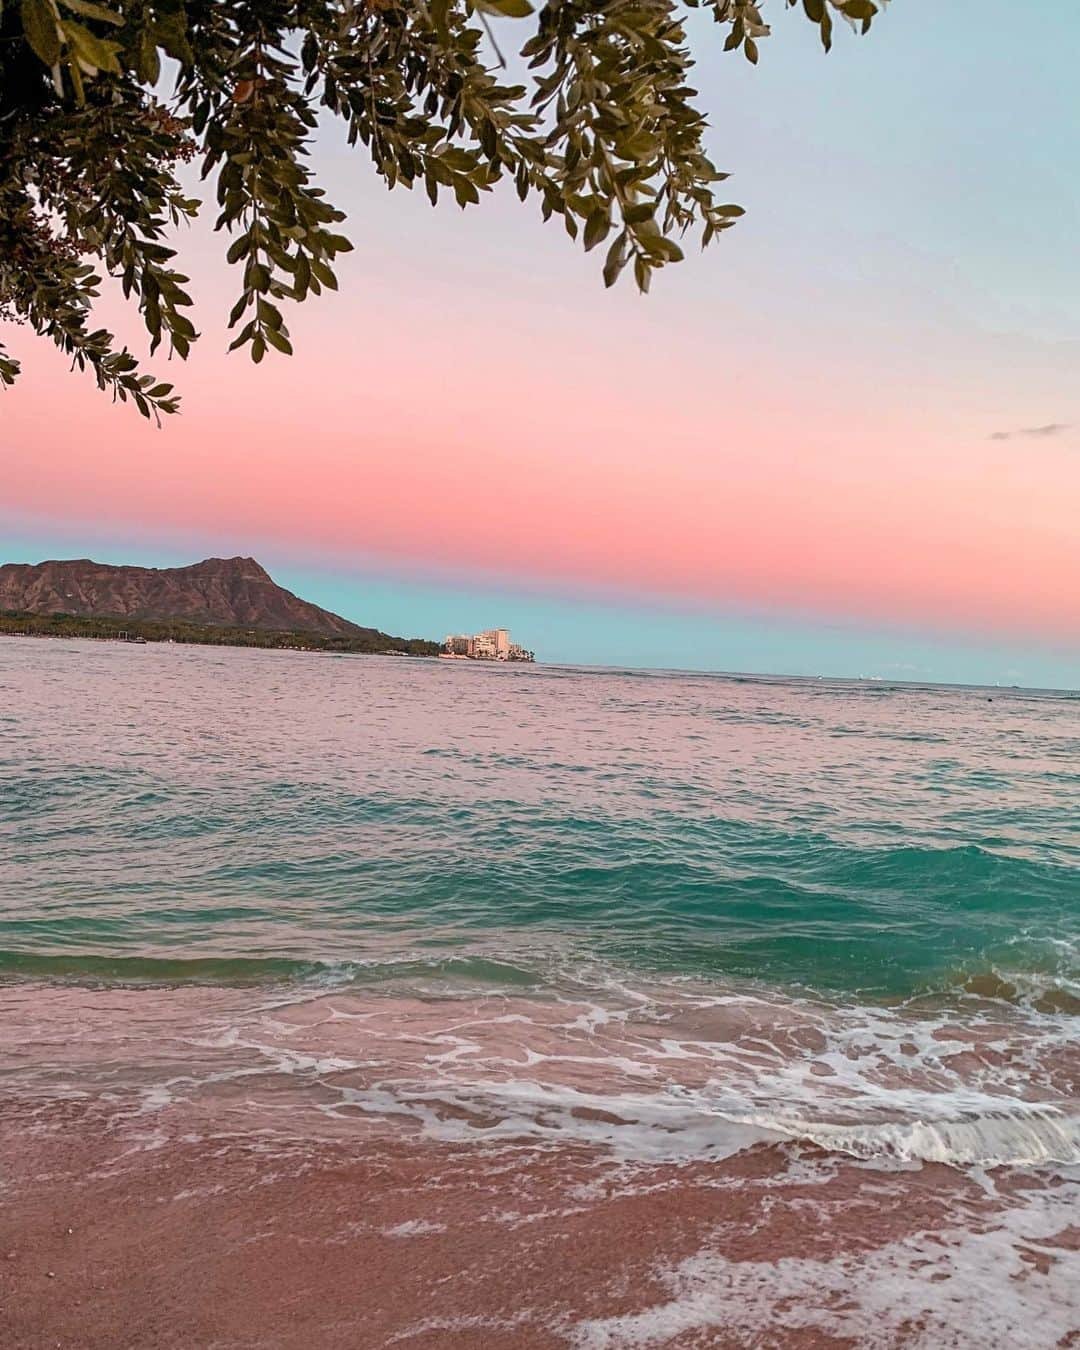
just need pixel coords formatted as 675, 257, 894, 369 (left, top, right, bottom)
5, 277, 1078, 643
3, 2, 1079, 656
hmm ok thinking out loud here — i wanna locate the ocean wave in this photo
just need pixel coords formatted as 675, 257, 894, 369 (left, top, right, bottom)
3, 825, 1074, 1001
0, 948, 545, 989
955, 970, 1080, 1016
0, 949, 324, 984
304, 1077, 1080, 1169
7, 963, 1073, 1174
727, 1104, 1080, 1168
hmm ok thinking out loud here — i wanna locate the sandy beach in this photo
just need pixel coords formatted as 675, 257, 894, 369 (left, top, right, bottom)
2, 978, 1077, 1350
11, 1093, 1077, 1350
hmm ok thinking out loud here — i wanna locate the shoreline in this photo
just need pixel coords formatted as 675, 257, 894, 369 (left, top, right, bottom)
5, 1093, 1076, 1350
7, 623, 1080, 695
1, 978, 1077, 1346
0, 614, 438, 658
3, 642, 1078, 1346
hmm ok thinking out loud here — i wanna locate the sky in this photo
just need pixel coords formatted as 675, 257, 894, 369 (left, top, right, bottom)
3, 0, 1079, 686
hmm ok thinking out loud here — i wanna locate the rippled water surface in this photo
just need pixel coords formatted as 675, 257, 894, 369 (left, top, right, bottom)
3, 639, 1079, 1344
3, 641, 1078, 998
2, 641, 1080, 1159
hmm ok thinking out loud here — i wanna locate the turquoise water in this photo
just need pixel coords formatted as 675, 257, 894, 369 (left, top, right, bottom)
4, 639, 1079, 1342
2, 640, 1077, 1003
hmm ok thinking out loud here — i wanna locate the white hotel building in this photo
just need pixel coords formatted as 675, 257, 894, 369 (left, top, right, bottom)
442, 628, 534, 662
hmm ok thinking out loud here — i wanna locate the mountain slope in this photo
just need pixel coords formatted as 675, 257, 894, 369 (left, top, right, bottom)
0, 557, 362, 637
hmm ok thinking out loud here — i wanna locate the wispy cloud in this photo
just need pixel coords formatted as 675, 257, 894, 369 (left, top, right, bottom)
989, 422, 1071, 442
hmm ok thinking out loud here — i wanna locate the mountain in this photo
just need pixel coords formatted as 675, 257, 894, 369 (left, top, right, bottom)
0, 556, 363, 638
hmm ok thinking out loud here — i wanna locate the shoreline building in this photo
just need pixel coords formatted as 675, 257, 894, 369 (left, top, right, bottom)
442, 628, 535, 663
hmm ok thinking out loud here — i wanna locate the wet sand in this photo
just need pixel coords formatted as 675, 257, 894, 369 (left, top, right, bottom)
4, 1097, 1077, 1350
2, 981, 1079, 1348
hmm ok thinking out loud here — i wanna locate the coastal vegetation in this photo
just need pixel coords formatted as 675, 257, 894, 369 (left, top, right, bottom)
0, 0, 884, 417
0, 609, 440, 656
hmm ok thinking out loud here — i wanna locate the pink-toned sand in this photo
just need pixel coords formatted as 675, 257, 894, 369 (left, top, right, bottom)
2, 985, 1077, 1348
5, 1095, 1074, 1350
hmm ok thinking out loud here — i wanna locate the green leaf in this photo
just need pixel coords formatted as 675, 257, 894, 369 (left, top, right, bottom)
228, 320, 257, 352
430, 0, 451, 41
602, 231, 627, 289
473, 0, 534, 16
633, 256, 651, 294
583, 209, 610, 252
59, 0, 122, 24
264, 327, 294, 356
615, 131, 661, 161
21, 0, 62, 66
154, 9, 192, 64
624, 203, 654, 226
136, 30, 160, 85
309, 259, 337, 290
62, 19, 121, 73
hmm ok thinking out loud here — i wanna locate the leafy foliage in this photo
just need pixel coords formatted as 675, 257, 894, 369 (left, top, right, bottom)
0, 607, 441, 654
0, 0, 886, 417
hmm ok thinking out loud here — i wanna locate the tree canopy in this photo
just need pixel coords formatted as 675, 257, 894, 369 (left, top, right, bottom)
0, 0, 885, 419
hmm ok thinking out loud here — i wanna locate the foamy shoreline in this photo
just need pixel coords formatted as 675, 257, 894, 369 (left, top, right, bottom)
2, 976, 1078, 1346
2, 1090, 1077, 1350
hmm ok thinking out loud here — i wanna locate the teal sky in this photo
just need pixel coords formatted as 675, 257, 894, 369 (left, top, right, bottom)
4, 518, 1077, 689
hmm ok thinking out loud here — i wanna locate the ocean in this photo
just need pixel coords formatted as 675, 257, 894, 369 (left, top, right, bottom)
2, 639, 1078, 1347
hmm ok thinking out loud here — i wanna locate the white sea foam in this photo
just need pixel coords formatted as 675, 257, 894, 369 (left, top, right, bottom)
4, 976, 1077, 1171
232, 979, 1080, 1169
731, 1103, 1080, 1167
570, 1177, 1080, 1349
305, 1075, 1080, 1168
379, 1219, 447, 1237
